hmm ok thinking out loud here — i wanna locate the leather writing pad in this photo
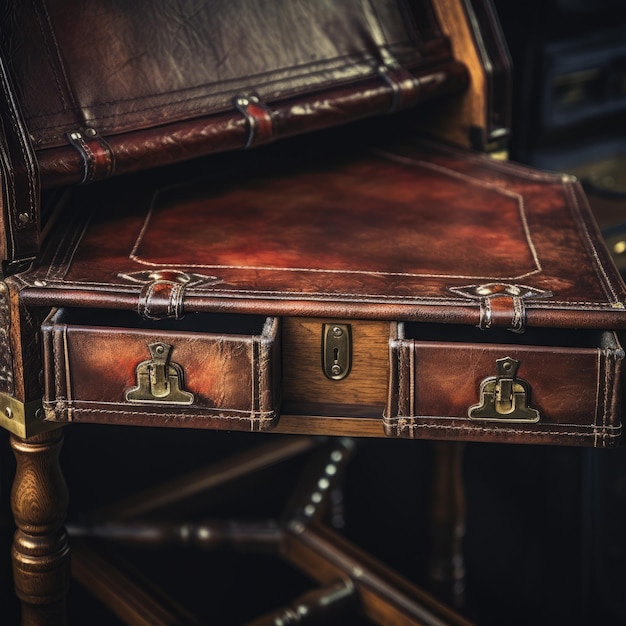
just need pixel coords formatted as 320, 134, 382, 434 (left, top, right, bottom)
19, 140, 626, 330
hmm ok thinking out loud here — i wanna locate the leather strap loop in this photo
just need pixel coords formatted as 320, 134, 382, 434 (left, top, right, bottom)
234, 94, 275, 149
378, 63, 420, 112
67, 129, 115, 184
138, 280, 186, 321
479, 295, 526, 333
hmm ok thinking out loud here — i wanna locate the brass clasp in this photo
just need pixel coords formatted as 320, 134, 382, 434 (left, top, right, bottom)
468, 357, 540, 423
126, 342, 194, 405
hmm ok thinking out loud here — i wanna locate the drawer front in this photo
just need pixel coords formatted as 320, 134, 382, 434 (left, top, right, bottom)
282, 317, 392, 416
385, 327, 623, 447
42, 310, 281, 431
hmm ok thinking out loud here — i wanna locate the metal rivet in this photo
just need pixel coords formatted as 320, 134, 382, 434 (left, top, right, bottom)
4, 407, 12, 419
476, 286, 492, 296
155, 345, 165, 354
330, 450, 343, 463
311, 492, 322, 503
84, 128, 97, 137
325, 464, 337, 476
318, 478, 330, 490
69, 132, 81, 140
18, 213, 30, 225
304, 504, 315, 517
332, 326, 343, 337
237, 97, 249, 107
331, 364, 343, 376
34, 280, 46, 287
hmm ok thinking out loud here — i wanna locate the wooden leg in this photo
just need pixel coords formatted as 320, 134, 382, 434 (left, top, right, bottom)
429, 441, 466, 607
10, 429, 70, 626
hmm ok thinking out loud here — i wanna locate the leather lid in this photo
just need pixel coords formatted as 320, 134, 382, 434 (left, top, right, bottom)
1, 0, 468, 187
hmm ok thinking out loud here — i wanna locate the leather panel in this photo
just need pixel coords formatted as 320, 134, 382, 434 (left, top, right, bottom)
1, 0, 467, 186
385, 328, 623, 447
41, 310, 281, 431
18, 139, 626, 330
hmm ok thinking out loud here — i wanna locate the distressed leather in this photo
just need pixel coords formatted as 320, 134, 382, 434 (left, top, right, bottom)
16, 138, 626, 331
41, 310, 281, 431
2, 1, 625, 448
385, 325, 623, 447
1, 0, 467, 187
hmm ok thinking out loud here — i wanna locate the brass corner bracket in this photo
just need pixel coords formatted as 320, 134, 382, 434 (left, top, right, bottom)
0, 393, 59, 439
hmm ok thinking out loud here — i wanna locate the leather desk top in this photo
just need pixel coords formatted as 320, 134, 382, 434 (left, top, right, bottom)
17, 139, 626, 331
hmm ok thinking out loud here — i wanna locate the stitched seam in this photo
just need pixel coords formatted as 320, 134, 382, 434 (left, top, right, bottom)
373, 152, 543, 275
128, 256, 544, 281
383, 420, 620, 438
564, 182, 618, 304
26, 42, 416, 127
383, 415, 616, 430
32, 0, 70, 111
42, 404, 277, 420
72, 134, 95, 183
45, 213, 90, 281
382, 141, 578, 183
0, 61, 37, 225
127, 255, 542, 283
22, 277, 626, 309
252, 336, 259, 420
595, 349, 602, 448
0, 133, 17, 255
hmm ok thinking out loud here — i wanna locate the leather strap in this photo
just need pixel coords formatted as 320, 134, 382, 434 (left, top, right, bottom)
234, 94, 275, 149
479, 295, 526, 333
138, 280, 186, 321
0, 54, 40, 263
67, 129, 115, 184
378, 63, 420, 112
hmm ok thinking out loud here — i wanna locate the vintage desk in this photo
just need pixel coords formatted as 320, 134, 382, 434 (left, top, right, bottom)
0, 1, 624, 624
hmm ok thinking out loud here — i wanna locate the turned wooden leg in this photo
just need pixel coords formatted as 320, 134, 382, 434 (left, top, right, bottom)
429, 441, 466, 607
10, 429, 70, 626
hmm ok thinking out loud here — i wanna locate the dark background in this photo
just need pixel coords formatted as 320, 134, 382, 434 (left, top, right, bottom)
3, 0, 626, 624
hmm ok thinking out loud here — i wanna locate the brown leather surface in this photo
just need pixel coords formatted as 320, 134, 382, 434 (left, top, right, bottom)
0, 54, 40, 260
385, 326, 623, 447
17, 138, 626, 330
41, 309, 281, 431
1, 0, 467, 186
0, 283, 14, 395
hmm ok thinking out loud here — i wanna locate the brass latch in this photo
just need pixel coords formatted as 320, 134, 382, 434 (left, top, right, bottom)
126, 342, 194, 405
468, 357, 540, 423
322, 324, 352, 381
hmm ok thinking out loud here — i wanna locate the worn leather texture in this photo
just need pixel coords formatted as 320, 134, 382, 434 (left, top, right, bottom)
3, 2, 625, 447
1, 0, 467, 187
16, 137, 626, 331
0, 53, 40, 261
41, 309, 281, 431
385, 324, 623, 447
0, 282, 14, 395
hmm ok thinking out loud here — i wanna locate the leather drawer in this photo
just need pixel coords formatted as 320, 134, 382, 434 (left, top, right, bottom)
41, 309, 281, 431
385, 323, 624, 447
